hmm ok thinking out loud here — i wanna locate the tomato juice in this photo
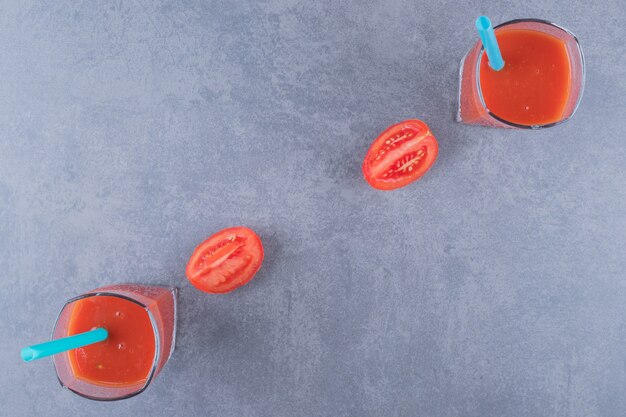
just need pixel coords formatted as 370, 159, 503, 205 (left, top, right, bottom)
67, 295, 156, 387
479, 29, 571, 126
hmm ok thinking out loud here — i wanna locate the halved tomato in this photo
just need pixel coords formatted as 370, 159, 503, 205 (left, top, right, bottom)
186, 227, 264, 294
362, 119, 438, 190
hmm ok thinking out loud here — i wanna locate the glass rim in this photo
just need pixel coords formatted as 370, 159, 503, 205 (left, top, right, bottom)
52, 291, 161, 401
474, 18, 586, 129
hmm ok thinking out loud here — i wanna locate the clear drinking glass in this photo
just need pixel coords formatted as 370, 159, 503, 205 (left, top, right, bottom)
52, 284, 177, 401
457, 19, 585, 129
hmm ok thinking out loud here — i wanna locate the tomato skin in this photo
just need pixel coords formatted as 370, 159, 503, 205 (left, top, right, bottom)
362, 119, 438, 190
186, 227, 264, 294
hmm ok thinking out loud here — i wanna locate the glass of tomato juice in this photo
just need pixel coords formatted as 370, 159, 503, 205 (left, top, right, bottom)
458, 19, 585, 129
52, 284, 177, 400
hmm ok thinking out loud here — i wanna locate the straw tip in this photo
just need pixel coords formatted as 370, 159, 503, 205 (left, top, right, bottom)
475, 16, 493, 31
21, 347, 35, 362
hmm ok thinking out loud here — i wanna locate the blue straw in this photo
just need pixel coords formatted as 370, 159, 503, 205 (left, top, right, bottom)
21, 328, 108, 362
475, 16, 504, 71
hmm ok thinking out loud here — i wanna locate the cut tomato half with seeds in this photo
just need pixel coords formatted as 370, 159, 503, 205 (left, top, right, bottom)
186, 226, 264, 294
362, 119, 438, 190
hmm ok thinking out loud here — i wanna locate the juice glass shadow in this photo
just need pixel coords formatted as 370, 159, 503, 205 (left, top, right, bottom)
458, 19, 584, 129
52, 284, 177, 401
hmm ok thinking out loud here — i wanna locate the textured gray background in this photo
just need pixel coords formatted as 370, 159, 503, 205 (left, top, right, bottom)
1, 0, 625, 416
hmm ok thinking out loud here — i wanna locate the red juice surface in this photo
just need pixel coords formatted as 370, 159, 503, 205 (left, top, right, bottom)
68, 296, 156, 387
479, 29, 571, 126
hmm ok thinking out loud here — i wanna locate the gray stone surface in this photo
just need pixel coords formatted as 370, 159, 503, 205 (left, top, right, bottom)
1, 0, 625, 416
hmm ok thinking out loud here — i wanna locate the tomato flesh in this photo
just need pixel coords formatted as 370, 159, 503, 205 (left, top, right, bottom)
362, 119, 438, 190
186, 227, 264, 294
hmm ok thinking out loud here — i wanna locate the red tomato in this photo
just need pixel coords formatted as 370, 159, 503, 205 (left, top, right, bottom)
186, 227, 264, 294
362, 119, 438, 190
